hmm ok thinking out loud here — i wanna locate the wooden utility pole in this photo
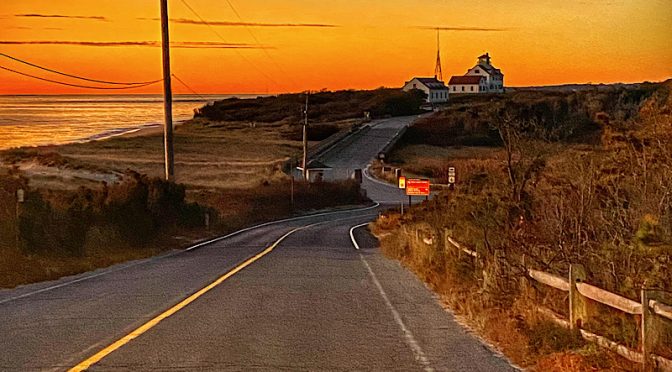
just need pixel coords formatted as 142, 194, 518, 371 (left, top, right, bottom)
301, 92, 309, 180
160, 0, 175, 181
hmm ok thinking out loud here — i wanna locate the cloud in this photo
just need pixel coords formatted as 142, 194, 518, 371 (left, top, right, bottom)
14, 13, 109, 21
415, 26, 510, 32
0, 40, 270, 49
138, 17, 338, 28
6, 26, 64, 30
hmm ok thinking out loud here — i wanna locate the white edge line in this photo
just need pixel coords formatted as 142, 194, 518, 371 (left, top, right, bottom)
363, 165, 396, 188
186, 201, 379, 251
351, 227, 434, 372
349, 223, 369, 250
0, 202, 380, 306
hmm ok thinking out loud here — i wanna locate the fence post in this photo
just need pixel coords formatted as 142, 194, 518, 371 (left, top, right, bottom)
569, 264, 587, 330
519, 254, 530, 299
643, 289, 670, 371
642, 289, 652, 371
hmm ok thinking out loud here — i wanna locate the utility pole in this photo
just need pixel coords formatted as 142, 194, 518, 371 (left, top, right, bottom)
160, 0, 175, 181
301, 92, 309, 181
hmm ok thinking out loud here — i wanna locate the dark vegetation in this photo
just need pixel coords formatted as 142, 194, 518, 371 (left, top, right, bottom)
194, 88, 426, 124
0, 170, 367, 288
404, 83, 663, 147
373, 80, 672, 368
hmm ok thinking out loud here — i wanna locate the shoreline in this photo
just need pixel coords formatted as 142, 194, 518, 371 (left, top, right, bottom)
0, 120, 188, 152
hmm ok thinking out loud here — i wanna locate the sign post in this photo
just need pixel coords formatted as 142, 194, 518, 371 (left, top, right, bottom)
405, 178, 430, 207
448, 166, 456, 190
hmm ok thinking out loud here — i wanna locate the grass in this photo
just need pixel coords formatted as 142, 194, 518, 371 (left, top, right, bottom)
369, 80, 672, 369
0, 111, 371, 288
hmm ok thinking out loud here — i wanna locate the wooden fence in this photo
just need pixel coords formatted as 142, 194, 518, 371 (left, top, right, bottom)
441, 231, 672, 371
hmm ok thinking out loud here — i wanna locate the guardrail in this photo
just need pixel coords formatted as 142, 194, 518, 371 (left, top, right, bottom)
440, 231, 672, 371
377, 126, 407, 161
308, 124, 371, 161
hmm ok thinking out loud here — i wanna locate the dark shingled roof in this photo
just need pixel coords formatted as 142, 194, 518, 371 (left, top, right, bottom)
411, 77, 449, 90
448, 75, 484, 85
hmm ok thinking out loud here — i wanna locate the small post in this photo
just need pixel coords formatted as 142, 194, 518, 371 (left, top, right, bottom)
408, 195, 412, 208
204, 212, 210, 230
400, 201, 404, 216
642, 289, 669, 371
16, 188, 24, 251
290, 171, 295, 210
569, 264, 587, 330
642, 289, 651, 371
519, 254, 529, 299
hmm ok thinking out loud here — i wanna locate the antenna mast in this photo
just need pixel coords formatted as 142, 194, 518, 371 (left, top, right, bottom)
434, 28, 443, 82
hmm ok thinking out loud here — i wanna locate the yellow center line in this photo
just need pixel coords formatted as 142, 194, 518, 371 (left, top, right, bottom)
69, 224, 312, 372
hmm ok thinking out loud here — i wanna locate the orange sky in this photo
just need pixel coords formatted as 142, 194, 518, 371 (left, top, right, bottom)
0, 0, 670, 94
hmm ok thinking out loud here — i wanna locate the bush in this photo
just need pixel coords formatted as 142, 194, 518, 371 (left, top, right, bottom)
194, 88, 426, 125
13, 171, 210, 255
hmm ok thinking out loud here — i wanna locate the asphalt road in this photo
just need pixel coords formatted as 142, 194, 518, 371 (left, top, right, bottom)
0, 116, 515, 371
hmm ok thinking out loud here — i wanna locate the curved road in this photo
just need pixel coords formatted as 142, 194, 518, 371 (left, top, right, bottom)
0, 116, 515, 371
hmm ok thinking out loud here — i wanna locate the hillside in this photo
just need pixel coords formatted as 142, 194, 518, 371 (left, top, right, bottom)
405, 81, 667, 147
194, 88, 426, 124
374, 80, 672, 369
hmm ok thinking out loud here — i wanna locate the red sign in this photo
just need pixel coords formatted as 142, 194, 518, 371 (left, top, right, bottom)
405, 179, 430, 196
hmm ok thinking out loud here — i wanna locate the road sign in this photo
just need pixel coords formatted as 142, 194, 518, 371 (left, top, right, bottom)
398, 176, 406, 189
405, 179, 430, 196
448, 166, 456, 184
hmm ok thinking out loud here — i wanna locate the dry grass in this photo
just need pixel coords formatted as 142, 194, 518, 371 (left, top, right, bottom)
1, 119, 303, 190
0, 116, 370, 288
371, 216, 639, 370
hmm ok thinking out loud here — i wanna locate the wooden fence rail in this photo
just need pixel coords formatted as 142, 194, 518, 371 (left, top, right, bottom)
442, 230, 672, 371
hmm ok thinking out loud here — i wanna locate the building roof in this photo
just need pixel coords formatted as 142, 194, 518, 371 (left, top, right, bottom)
410, 77, 448, 90
470, 64, 503, 77
448, 75, 484, 85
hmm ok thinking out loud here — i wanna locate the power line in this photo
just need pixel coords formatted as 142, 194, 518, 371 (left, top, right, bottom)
178, 0, 281, 89
0, 65, 162, 90
172, 73, 208, 101
223, 0, 289, 77
0, 52, 162, 86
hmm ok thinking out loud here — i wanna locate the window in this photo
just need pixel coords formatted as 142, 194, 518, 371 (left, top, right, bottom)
461, 86, 464, 91
475, 69, 480, 73
413, 83, 417, 88
453, 86, 456, 91
470, 86, 474, 91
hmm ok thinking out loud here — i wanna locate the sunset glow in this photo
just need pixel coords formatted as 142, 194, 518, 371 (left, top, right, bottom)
1, 0, 670, 94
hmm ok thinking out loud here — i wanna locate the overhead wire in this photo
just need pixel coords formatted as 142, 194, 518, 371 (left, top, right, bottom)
222, 0, 290, 77
172, 73, 209, 101
0, 65, 162, 90
0, 52, 162, 86
178, 0, 281, 89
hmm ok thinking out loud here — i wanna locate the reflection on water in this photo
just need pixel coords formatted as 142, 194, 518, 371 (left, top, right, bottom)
0, 94, 256, 149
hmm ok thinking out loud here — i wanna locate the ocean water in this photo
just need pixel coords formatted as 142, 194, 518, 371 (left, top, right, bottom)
0, 94, 255, 150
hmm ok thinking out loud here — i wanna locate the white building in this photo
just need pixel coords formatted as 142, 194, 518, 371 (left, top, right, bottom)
402, 77, 449, 104
448, 53, 505, 94
448, 75, 487, 94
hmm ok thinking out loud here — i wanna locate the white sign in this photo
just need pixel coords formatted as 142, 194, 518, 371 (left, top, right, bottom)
17, 189, 25, 203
